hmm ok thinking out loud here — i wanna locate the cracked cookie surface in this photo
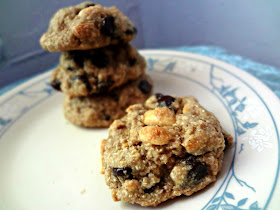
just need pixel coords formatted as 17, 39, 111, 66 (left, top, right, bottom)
101, 94, 233, 206
40, 1, 136, 51
50, 43, 146, 97
63, 75, 153, 128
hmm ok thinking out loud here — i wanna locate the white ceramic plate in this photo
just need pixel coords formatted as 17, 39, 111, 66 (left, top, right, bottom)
0, 50, 279, 210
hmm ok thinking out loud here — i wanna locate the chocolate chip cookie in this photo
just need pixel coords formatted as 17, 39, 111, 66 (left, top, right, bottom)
63, 75, 153, 128
50, 43, 146, 97
40, 2, 137, 51
101, 94, 233, 206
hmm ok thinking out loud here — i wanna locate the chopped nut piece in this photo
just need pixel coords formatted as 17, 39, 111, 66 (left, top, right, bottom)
143, 107, 176, 126
170, 165, 190, 185
139, 126, 171, 145
182, 105, 190, 114
123, 180, 140, 192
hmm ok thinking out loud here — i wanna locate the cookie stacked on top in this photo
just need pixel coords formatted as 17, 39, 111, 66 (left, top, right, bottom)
40, 2, 153, 127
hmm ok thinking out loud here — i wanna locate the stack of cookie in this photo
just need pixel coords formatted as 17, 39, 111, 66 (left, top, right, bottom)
39, 2, 153, 127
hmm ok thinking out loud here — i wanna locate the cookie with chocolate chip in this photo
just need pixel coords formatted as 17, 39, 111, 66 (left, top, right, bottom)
63, 74, 153, 128
40, 1, 137, 51
50, 43, 146, 97
101, 94, 233, 206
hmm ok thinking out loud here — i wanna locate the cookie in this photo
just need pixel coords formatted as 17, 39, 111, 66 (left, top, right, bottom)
50, 43, 146, 97
101, 94, 233, 206
63, 75, 153, 128
40, 2, 137, 51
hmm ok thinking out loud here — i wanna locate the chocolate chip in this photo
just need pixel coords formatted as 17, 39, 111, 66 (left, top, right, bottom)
68, 51, 84, 68
138, 80, 152, 94
128, 58, 136, 66
107, 44, 120, 51
224, 136, 228, 148
79, 96, 86, 101
183, 154, 208, 183
185, 154, 198, 167
125, 26, 137, 35
136, 142, 142, 146
50, 79, 61, 91
84, 3, 96, 8
144, 181, 161, 194
126, 27, 137, 35
189, 163, 208, 181
109, 92, 119, 101
125, 30, 133, 35
155, 93, 163, 99
144, 185, 156, 194
67, 67, 74, 71
101, 16, 115, 36
117, 125, 126, 129
89, 51, 109, 68
184, 153, 208, 182
156, 94, 175, 108
72, 75, 92, 92
104, 115, 111, 121
113, 167, 133, 179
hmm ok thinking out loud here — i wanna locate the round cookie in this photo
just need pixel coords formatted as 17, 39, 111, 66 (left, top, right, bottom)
101, 94, 233, 206
40, 2, 137, 51
63, 75, 153, 128
50, 43, 146, 97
